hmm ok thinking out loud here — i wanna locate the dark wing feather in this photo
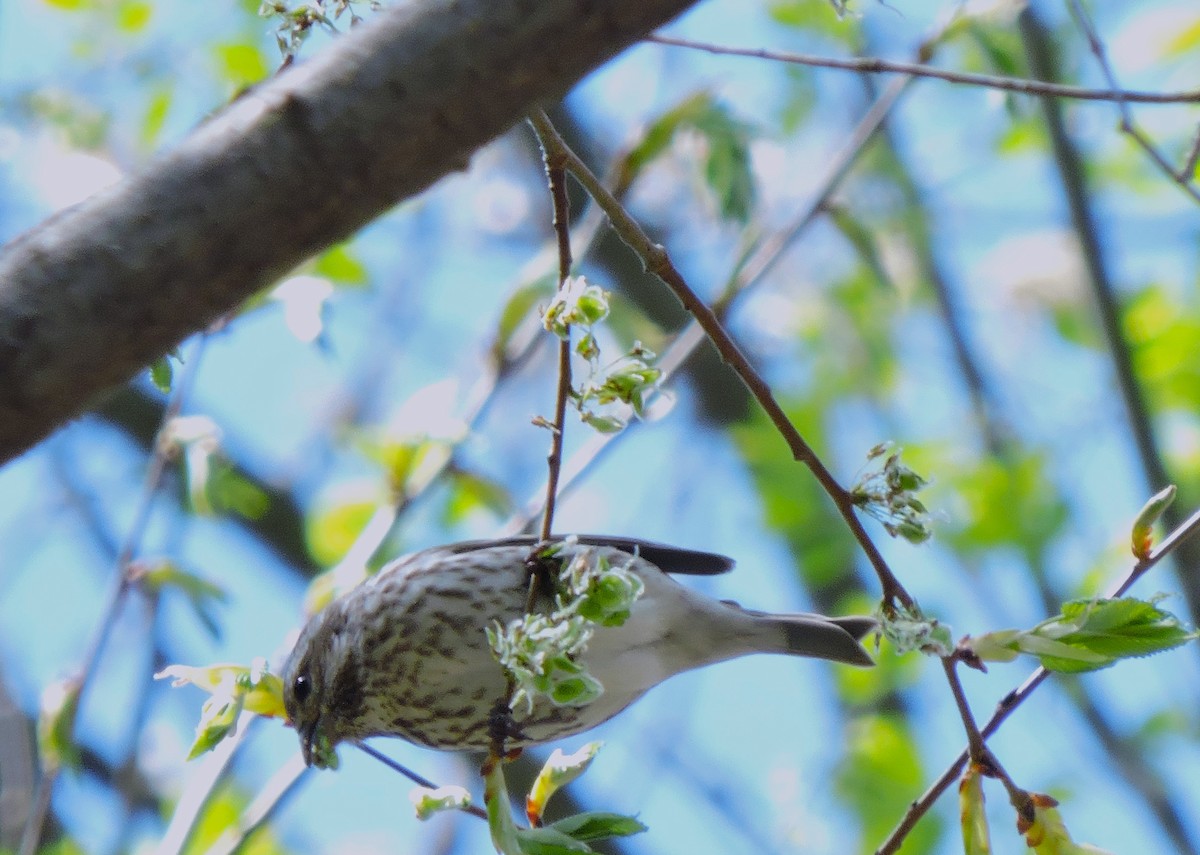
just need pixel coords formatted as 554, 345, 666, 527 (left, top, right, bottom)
444, 535, 735, 576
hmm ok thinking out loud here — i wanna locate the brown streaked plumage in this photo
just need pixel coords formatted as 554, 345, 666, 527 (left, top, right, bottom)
281, 536, 875, 763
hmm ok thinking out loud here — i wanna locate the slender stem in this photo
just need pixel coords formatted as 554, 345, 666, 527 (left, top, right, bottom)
875, 505, 1200, 854
355, 742, 488, 821
941, 658, 985, 762
647, 34, 1200, 105
201, 754, 310, 855
1060, 0, 1200, 203
527, 109, 913, 608
539, 154, 575, 544
508, 56, 918, 536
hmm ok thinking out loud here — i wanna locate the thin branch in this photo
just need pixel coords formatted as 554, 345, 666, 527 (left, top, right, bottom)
526, 109, 913, 608
875, 505, 1200, 854
1019, 6, 1200, 625
647, 34, 1200, 105
509, 43, 921, 535
534, 138, 576, 544
1061, 0, 1200, 204
154, 714, 257, 855
201, 754, 311, 855
941, 658, 986, 762
868, 51, 1200, 850
1180, 123, 1200, 182
354, 742, 488, 821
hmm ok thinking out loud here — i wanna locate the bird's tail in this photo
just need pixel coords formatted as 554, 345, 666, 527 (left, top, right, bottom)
754, 610, 877, 666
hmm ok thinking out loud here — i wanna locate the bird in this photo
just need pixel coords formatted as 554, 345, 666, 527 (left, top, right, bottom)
281, 535, 875, 765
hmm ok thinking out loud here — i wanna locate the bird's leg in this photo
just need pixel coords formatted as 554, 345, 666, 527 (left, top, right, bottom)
487, 700, 526, 759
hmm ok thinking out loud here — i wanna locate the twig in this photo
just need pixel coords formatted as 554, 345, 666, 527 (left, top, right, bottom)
1062, 0, 1200, 204
19, 337, 208, 855
941, 657, 986, 762
201, 753, 310, 855
354, 742, 488, 821
1018, 5, 1200, 624
535, 136, 576, 544
875, 505, 1200, 854
508, 44, 921, 535
870, 52, 1199, 849
647, 33, 1200, 105
526, 109, 913, 608
1179, 123, 1200, 183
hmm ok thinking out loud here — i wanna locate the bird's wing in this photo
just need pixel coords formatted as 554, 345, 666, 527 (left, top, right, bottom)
443, 535, 735, 576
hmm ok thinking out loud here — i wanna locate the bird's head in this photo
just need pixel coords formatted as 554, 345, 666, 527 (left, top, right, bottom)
281, 602, 365, 768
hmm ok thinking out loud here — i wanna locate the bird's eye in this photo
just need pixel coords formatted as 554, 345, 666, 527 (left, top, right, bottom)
292, 672, 312, 704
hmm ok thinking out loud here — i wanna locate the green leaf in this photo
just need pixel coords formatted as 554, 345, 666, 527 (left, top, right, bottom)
444, 468, 512, 523
117, 0, 152, 31
140, 86, 172, 149
313, 243, 369, 287
967, 598, 1196, 674
548, 812, 647, 842
138, 560, 228, 638
959, 764, 992, 855
215, 42, 269, 88
37, 678, 82, 773
515, 828, 594, 854
306, 485, 382, 566
156, 660, 286, 758
616, 93, 756, 222
1131, 484, 1177, 559
149, 355, 174, 393
493, 278, 555, 361
410, 784, 473, 820
207, 462, 271, 520
527, 744, 604, 826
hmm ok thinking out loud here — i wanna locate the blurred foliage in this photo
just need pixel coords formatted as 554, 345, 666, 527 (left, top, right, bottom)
836, 713, 941, 853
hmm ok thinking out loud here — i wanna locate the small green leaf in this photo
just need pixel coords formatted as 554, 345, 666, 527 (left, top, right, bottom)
156, 659, 285, 759
959, 764, 992, 855
527, 743, 603, 826
37, 678, 82, 773
616, 93, 757, 221
137, 560, 228, 638
579, 412, 625, 434
444, 468, 512, 524
493, 279, 554, 361
966, 598, 1196, 674
548, 812, 648, 842
140, 86, 172, 149
215, 42, 269, 88
879, 602, 953, 657
515, 828, 594, 854
1131, 484, 1176, 559
149, 355, 174, 393
411, 785, 472, 820
1021, 793, 1115, 854
207, 463, 271, 520
314, 243, 369, 287
306, 484, 382, 566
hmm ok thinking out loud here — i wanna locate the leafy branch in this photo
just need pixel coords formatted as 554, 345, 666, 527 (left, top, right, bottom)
876, 503, 1200, 854
526, 108, 915, 608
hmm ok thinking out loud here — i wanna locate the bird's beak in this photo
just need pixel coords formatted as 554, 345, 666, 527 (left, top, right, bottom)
299, 719, 319, 767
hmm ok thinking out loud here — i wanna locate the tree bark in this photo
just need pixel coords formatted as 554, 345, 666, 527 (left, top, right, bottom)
0, 0, 700, 465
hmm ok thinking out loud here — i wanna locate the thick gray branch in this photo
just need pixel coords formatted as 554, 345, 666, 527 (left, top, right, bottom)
0, 0, 699, 464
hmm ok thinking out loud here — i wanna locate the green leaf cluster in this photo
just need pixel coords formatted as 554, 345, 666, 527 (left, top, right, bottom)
968, 597, 1196, 673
